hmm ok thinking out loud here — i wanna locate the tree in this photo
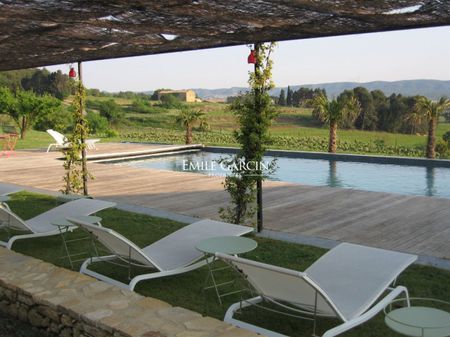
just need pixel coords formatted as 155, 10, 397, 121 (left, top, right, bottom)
21, 69, 73, 100
47, 70, 72, 99
0, 87, 61, 139
443, 106, 450, 122
175, 108, 207, 144
98, 99, 124, 127
405, 106, 426, 134
277, 89, 286, 106
286, 86, 293, 106
353, 87, 377, 130
414, 96, 450, 158
311, 92, 360, 153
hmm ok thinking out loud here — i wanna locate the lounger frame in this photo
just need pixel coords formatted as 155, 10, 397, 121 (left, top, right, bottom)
68, 218, 253, 291
217, 248, 414, 337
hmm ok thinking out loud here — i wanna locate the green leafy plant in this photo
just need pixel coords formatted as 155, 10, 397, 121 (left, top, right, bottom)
62, 80, 92, 195
414, 96, 450, 158
219, 43, 277, 228
159, 94, 183, 109
443, 131, 450, 147
98, 99, 125, 127
86, 111, 109, 135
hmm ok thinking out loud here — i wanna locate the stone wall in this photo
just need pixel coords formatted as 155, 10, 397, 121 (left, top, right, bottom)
0, 248, 258, 337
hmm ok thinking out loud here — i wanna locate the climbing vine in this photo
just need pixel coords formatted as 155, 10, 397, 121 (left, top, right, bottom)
62, 79, 91, 195
219, 43, 277, 227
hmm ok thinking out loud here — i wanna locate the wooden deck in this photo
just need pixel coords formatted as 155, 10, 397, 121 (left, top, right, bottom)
1, 143, 450, 259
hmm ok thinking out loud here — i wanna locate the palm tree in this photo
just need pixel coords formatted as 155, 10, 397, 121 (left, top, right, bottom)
176, 108, 207, 144
405, 108, 425, 134
414, 96, 450, 158
311, 93, 360, 153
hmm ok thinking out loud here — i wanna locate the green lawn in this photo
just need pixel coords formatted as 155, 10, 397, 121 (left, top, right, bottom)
3, 192, 450, 337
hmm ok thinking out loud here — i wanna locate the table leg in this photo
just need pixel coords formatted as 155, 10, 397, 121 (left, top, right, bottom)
57, 226, 74, 270
202, 255, 245, 306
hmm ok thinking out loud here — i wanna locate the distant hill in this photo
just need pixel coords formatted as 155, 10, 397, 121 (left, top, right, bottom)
192, 80, 450, 100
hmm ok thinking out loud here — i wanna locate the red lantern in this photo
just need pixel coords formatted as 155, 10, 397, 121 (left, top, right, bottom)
247, 49, 256, 64
69, 67, 77, 78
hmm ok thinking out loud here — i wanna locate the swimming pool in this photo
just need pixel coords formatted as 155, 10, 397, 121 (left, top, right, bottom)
115, 150, 450, 199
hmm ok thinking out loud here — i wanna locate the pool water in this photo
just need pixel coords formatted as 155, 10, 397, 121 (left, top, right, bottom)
116, 151, 450, 199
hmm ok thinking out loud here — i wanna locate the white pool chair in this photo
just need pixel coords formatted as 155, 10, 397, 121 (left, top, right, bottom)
46, 129, 100, 152
217, 243, 417, 337
67, 218, 253, 291
0, 198, 116, 249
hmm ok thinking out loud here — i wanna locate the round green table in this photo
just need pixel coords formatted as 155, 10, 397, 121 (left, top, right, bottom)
385, 300, 450, 337
196, 236, 257, 256
196, 236, 257, 305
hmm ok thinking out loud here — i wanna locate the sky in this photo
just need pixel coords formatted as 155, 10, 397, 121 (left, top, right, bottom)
45, 26, 450, 92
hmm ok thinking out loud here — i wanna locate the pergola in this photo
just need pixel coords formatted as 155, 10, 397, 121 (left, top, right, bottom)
1, 0, 450, 71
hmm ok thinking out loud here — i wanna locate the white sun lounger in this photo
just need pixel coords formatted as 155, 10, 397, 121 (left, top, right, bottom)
67, 218, 253, 291
0, 198, 116, 249
217, 243, 417, 337
46, 129, 100, 152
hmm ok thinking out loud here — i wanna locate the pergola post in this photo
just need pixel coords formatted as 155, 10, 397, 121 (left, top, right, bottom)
254, 43, 263, 233
77, 61, 89, 196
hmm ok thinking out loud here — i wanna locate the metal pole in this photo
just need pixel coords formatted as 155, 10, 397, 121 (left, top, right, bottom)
254, 43, 263, 232
78, 61, 89, 196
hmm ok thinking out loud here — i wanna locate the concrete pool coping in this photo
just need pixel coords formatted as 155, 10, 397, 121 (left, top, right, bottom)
204, 146, 450, 168
86, 143, 204, 162
100, 142, 450, 168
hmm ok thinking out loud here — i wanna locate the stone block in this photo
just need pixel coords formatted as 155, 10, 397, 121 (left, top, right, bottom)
141, 332, 166, 337
60, 327, 73, 337
157, 307, 201, 325
135, 297, 171, 311
49, 322, 62, 334
0, 300, 9, 315
37, 304, 61, 322
215, 327, 259, 337
184, 317, 226, 331
61, 314, 75, 326
84, 308, 114, 322
28, 308, 50, 328
18, 304, 29, 322
176, 331, 211, 337
18, 293, 35, 306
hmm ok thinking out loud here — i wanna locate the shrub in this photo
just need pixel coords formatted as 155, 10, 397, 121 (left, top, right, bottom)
130, 98, 154, 114
159, 94, 183, 109
435, 139, 449, 159
97, 99, 125, 126
86, 111, 109, 135
443, 131, 450, 146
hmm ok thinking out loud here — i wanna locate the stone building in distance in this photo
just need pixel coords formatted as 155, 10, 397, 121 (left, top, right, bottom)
158, 89, 197, 102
